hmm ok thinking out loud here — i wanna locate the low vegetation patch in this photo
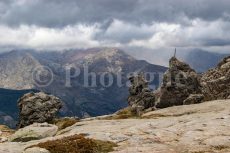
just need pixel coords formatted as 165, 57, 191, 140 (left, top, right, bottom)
213, 145, 229, 150
30, 134, 117, 153
105, 107, 139, 119
52, 118, 79, 130
0, 125, 15, 133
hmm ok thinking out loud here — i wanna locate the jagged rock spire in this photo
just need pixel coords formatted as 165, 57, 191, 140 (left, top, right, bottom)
127, 73, 155, 115
155, 57, 202, 108
174, 48, 177, 58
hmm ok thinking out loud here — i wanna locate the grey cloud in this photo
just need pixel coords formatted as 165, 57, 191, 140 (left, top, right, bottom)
94, 19, 154, 43
0, 0, 230, 27
0, 0, 230, 56
0, 0, 80, 27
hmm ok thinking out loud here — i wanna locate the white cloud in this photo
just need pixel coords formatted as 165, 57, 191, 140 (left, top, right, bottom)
0, 24, 100, 50
0, 18, 230, 54
126, 19, 230, 50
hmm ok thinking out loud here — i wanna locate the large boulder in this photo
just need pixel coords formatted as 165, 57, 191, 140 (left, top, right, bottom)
9, 123, 58, 142
17, 92, 62, 128
127, 74, 155, 115
155, 57, 202, 108
201, 56, 230, 101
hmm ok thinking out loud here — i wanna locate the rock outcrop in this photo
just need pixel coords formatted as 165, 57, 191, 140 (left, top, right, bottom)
127, 55, 230, 113
155, 57, 202, 108
127, 57, 204, 114
201, 56, 230, 101
1, 99, 230, 153
0, 125, 14, 143
9, 123, 58, 142
17, 92, 62, 128
127, 74, 155, 115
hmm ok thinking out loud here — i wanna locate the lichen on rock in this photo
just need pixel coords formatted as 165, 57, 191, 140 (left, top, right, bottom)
9, 123, 58, 142
17, 92, 62, 128
127, 73, 155, 115
155, 57, 202, 108
201, 56, 230, 101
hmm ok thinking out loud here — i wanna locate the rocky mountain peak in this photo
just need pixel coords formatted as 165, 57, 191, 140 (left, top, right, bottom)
83, 48, 134, 65
169, 57, 195, 72
0, 51, 41, 89
0, 48, 167, 124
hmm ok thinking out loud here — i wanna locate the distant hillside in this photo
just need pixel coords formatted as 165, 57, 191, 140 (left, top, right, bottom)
0, 88, 37, 128
0, 48, 167, 124
184, 49, 229, 72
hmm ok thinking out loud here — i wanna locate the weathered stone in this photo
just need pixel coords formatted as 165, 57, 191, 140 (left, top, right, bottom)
23, 147, 50, 153
0, 136, 7, 143
17, 92, 62, 128
155, 57, 201, 108
201, 56, 230, 101
0, 125, 14, 143
1, 100, 230, 153
9, 123, 58, 142
183, 94, 204, 105
127, 55, 230, 113
127, 74, 155, 115
203, 136, 230, 148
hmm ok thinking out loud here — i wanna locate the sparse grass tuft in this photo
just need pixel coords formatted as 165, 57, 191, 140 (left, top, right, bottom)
104, 107, 139, 120
29, 134, 117, 153
213, 145, 229, 150
52, 118, 79, 130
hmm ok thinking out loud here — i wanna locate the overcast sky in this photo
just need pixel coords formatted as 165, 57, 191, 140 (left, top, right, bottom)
0, 0, 230, 64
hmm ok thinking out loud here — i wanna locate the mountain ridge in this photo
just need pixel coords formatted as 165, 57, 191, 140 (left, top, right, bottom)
184, 49, 230, 72
0, 48, 167, 126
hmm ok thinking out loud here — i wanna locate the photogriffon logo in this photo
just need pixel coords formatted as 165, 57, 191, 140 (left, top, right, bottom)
31, 65, 164, 89
32, 66, 54, 87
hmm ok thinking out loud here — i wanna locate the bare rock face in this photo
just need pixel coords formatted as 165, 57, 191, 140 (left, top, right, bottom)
10, 123, 58, 142
201, 56, 230, 101
0, 125, 14, 143
17, 92, 62, 128
127, 74, 155, 115
127, 56, 230, 111
155, 57, 202, 108
1, 100, 230, 153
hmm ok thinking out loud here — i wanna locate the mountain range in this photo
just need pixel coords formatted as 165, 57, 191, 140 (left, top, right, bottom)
0, 48, 167, 127
184, 49, 230, 72
0, 47, 229, 127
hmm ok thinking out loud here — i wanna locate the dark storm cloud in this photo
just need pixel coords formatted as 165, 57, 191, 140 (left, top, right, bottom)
1, 0, 230, 27
0, 0, 230, 56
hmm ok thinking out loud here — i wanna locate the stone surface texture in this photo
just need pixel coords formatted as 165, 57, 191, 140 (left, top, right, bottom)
17, 92, 62, 128
0, 100, 230, 153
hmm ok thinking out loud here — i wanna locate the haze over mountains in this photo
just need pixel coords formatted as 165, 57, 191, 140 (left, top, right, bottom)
184, 49, 230, 72
126, 49, 230, 72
